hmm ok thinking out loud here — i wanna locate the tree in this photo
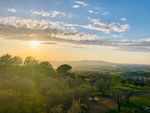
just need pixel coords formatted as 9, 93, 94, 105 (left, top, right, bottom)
11, 56, 22, 65
0, 54, 12, 65
112, 90, 124, 112
112, 89, 135, 112
56, 64, 72, 75
24, 56, 38, 66
0, 54, 22, 66
50, 105, 64, 113
123, 90, 134, 103
89, 85, 98, 101
39, 61, 54, 76
89, 75, 111, 96
96, 77, 111, 96
67, 99, 83, 113
121, 79, 126, 85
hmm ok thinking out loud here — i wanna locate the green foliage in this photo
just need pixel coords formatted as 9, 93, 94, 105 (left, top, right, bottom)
107, 109, 119, 113
67, 99, 83, 113
24, 56, 38, 66
57, 64, 72, 75
95, 76, 111, 96
39, 61, 54, 76
121, 107, 141, 113
50, 105, 64, 113
130, 96, 150, 107
0, 54, 22, 66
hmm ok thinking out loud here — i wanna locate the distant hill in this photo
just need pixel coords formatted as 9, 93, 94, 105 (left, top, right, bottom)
50, 60, 116, 71
50, 60, 150, 72
51, 60, 113, 67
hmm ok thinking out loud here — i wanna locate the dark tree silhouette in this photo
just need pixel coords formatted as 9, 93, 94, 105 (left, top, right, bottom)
0, 54, 12, 65
112, 91, 124, 112
56, 64, 72, 75
24, 56, 38, 66
112, 90, 135, 112
0, 54, 22, 66
11, 56, 22, 65
39, 61, 54, 75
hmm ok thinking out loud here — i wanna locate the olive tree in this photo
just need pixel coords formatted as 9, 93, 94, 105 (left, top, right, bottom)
56, 64, 72, 75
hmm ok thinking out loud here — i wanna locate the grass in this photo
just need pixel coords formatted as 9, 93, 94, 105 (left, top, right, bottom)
131, 96, 150, 107
113, 83, 150, 92
121, 103, 148, 113
107, 94, 150, 113
98, 97, 117, 110
107, 109, 119, 113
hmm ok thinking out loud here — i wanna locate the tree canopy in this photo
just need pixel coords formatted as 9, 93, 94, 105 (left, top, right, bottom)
56, 64, 72, 75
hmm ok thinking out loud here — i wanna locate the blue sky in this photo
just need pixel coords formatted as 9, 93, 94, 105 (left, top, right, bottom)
0, 0, 150, 64
0, 0, 150, 40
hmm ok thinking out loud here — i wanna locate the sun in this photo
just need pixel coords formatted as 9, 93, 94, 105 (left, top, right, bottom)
28, 40, 41, 48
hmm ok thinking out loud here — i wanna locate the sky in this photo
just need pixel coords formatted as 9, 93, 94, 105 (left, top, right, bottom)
0, 0, 150, 64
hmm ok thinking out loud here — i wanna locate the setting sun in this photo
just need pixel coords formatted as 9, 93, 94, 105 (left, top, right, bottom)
28, 40, 41, 48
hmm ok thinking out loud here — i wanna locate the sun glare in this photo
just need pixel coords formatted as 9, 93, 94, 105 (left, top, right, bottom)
28, 40, 41, 48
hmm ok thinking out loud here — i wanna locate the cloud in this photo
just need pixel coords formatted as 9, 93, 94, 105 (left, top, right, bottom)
112, 34, 123, 39
88, 10, 99, 14
50, 10, 66, 17
82, 18, 129, 33
110, 39, 150, 51
0, 16, 97, 41
94, 7, 100, 10
121, 18, 126, 21
88, 10, 93, 13
31, 10, 68, 18
74, 1, 88, 6
73, 1, 88, 8
7, 8, 17, 13
31, 10, 50, 17
73, 5, 80, 8
88, 7, 109, 16
102, 12, 109, 16
44, 38, 150, 52
0, 16, 149, 52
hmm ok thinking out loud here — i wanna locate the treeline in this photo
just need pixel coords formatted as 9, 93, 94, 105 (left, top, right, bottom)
0, 54, 74, 77
120, 71, 150, 87
0, 54, 89, 113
